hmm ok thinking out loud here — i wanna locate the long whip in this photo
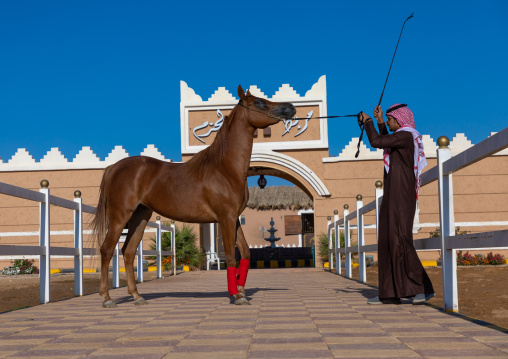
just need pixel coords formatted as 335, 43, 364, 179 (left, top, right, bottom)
378, 12, 414, 107
354, 12, 414, 158
241, 13, 415, 158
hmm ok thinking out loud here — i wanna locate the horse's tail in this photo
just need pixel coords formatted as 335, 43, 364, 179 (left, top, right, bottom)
90, 166, 111, 254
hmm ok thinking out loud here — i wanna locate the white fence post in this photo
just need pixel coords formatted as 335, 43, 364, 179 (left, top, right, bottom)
375, 181, 383, 244
334, 210, 341, 275
171, 222, 176, 275
112, 242, 120, 288
327, 216, 333, 271
113, 227, 125, 289
156, 216, 162, 279
73, 190, 83, 296
437, 136, 458, 312
137, 239, 144, 283
356, 195, 366, 283
39, 180, 50, 304
344, 204, 351, 278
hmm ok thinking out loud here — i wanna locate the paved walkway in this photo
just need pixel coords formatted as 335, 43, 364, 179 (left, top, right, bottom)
0, 268, 507, 358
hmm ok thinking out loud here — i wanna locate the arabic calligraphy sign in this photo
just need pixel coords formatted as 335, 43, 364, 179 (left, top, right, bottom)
282, 110, 313, 138
192, 108, 319, 145
193, 109, 225, 143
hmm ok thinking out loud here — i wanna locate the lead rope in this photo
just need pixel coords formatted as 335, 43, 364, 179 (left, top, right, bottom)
238, 102, 368, 157
355, 113, 365, 158
237, 102, 358, 121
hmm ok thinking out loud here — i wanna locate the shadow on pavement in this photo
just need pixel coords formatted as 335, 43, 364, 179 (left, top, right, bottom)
113, 287, 288, 305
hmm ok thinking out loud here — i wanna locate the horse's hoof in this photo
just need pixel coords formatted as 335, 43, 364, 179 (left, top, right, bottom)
235, 297, 251, 305
134, 298, 148, 306
102, 300, 117, 308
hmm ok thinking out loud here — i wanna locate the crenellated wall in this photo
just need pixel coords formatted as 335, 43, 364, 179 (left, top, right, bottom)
1, 134, 506, 172
0, 145, 172, 172
323, 132, 508, 162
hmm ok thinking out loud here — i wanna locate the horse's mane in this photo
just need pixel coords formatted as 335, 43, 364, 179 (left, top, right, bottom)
185, 105, 238, 178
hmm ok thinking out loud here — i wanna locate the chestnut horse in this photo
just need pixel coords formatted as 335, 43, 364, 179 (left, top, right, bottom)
91, 85, 296, 308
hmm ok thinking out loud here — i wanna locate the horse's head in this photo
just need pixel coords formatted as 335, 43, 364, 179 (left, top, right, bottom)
237, 85, 296, 129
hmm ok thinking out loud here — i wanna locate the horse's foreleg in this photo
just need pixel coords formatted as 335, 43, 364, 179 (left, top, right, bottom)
235, 220, 250, 298
221, 218, 250, 305
122, 205, 152, 305
100, 224, 124, 308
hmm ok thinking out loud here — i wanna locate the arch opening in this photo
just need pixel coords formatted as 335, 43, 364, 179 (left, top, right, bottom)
241, 165, 316, 254
249, 150, 330, 198
247, 166, 314, 200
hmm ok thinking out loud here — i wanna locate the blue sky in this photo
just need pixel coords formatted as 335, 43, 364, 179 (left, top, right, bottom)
1, 1, 507, 186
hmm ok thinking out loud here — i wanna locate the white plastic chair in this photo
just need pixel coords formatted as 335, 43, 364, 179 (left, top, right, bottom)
206, 251, 221, 270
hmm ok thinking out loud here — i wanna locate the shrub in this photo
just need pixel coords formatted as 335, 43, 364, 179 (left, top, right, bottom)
1, 259, 39, 275
430, 226, 469, 237
317, 230, 355, 264
457, 251, 505, 266
486, 252, 505, 265
149, 223, 205, 270
317, 231, 334, 263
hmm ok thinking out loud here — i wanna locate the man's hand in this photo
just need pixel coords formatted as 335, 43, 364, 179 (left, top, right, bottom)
359, 112, 372, 124
374, 105, 384, 123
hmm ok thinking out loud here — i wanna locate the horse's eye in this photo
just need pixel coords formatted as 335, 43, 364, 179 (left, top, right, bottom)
254, 99, 267, 110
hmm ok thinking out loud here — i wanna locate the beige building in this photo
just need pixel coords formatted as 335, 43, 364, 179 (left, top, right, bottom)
1, 76, 507, 270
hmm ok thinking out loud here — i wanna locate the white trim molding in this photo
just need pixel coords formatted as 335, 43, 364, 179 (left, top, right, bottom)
0, 145, 173, 172
250, 149, 331, 197
180, 76, 329, 155
322, 132, 508, 163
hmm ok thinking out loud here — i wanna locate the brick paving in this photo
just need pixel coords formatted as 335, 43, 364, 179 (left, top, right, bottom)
0, 268, 507, 358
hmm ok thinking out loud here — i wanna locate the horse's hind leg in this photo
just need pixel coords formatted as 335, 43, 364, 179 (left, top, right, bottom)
100, 221, 126, 308
235, 220, 250, 298
122, 205, 153, 305
221, 217, 250, 305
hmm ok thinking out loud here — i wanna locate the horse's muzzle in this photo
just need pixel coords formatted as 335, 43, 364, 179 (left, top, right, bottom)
272, 103, 297, 119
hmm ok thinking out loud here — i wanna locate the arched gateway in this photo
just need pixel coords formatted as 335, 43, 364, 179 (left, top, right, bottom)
249, 150, 330, 198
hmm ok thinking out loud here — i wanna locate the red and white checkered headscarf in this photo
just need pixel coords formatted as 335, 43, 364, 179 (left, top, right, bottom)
386, 103, 416, 129
383, 104, 427, 201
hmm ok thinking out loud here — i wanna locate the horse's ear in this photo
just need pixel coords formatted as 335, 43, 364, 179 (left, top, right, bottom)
238, 85, 246, 100
246, 89, 252, 96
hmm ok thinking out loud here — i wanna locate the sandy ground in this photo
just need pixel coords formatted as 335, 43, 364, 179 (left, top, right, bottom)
0, 271, 168, 312
352, 265, 508, 330
1, 266, 507, 330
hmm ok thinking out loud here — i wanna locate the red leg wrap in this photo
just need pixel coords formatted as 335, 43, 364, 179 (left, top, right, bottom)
236, 259, 250, 287
227, 267, 239, 295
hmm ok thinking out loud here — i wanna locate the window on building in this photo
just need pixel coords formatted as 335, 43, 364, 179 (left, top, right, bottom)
240, 215, 245, 225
